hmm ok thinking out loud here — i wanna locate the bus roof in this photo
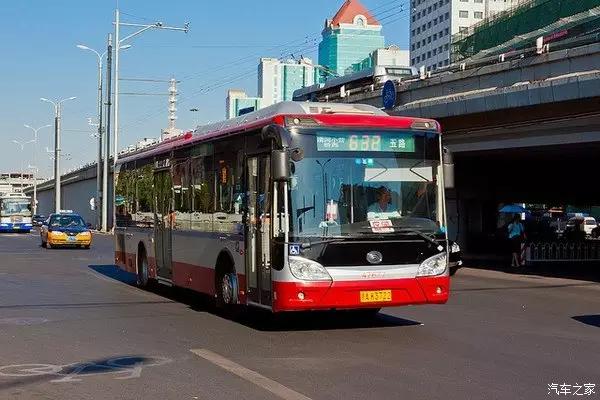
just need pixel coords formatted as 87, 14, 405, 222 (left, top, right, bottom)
118, 101, 439, 164
0, 193, 29, 199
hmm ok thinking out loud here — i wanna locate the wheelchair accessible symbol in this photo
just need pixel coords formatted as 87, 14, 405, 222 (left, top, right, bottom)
289, 244, 301, 256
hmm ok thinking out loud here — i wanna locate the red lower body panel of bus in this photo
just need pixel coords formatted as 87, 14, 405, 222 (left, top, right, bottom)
272, 276, 449, 312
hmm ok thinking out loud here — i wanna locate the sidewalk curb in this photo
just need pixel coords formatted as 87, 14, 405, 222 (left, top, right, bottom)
91, 230, 114, 236
458, 267, 600, 291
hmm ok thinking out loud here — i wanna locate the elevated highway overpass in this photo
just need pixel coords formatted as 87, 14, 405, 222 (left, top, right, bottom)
346, 42, 600, 251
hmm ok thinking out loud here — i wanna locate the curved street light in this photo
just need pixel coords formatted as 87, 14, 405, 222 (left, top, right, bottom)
24, 124, 51, 214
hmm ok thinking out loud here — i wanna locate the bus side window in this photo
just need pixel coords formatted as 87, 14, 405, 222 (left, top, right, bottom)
214, 138, 243, 234
115, 164, 133, 228
172, 160, 191, 231
133, 163, 154, 229
191, 154, 214, 232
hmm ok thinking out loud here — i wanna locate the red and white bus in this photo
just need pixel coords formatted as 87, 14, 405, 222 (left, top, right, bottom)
115, 102, 452, 313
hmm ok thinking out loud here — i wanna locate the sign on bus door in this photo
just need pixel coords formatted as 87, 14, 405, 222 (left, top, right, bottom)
246, 155, 272, 306
154, 170, 173, 280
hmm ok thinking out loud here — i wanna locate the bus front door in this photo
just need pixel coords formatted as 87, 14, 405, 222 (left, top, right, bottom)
154, 170, 173, 280
246, 155, 272, 306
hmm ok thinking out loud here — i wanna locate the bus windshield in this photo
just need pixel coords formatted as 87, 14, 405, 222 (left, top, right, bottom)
0, 199, 31, 216
289, 128, 442, 238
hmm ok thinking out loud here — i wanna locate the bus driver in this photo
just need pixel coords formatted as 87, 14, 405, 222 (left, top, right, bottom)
367, 186, 401, 220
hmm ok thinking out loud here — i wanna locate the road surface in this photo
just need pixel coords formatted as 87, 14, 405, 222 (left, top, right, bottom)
0, 232, 598, 400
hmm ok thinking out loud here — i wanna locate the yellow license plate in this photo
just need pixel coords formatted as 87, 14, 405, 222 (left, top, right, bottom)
360, 290, 392, 303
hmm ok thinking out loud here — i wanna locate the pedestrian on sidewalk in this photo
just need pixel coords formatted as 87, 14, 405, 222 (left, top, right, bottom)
508, 214, 526, 267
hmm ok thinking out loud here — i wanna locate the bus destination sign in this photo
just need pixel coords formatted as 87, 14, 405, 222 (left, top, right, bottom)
316, 133, 415, 153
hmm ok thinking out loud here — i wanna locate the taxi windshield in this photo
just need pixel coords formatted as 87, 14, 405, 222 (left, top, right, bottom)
50, 215, 86, 228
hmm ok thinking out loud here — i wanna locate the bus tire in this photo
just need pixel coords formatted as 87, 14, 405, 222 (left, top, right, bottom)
215, 254, 238, 309
137, 245, 150, 288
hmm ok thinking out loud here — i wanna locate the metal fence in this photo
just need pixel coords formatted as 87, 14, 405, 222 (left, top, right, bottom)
526, 241, 600, 263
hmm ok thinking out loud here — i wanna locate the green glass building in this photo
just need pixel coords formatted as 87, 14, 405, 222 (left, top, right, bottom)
318, 0, 385, 78
226, 90, 261, 119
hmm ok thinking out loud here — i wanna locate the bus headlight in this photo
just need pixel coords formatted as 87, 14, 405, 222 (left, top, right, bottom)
289, 256, 332, 281
417, 253, 447, 277
451, 242, 460, 253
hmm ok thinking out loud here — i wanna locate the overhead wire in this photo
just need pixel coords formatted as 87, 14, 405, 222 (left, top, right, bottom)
119, 1, 410, 133
120, 9, 409, 134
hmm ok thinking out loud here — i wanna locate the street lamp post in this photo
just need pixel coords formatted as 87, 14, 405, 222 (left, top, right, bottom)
40, 96, 76, 213
24, 124, 51, 215
77, 44, 106, 230
27, 165, 39, 214
11, 139, 35, 192
190, 108, 199, 128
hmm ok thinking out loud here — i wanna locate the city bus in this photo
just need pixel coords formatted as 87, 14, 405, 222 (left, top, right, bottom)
115, 102, 452, 313
0, 193, 33, 233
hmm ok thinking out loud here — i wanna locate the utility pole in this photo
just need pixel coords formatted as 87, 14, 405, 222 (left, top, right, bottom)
54, 105, 61, 212
103, 33, 113, 232
41, 97, 76, 213
77, 44, 106, 230
112, 8, 189, 166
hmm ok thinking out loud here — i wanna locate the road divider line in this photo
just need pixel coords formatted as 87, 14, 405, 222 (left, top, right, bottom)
190, 349, 313, 400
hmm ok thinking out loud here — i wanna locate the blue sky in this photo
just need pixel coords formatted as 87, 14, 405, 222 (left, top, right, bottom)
0, 0, 409, 177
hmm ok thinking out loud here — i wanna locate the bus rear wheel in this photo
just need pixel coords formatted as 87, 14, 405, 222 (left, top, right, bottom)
215, 258, 239, 310
137, 248, 150, 288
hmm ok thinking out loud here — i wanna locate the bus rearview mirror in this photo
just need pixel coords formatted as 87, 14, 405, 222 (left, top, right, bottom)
272, 150, 290, 182
261, 124, 292, 149
443, 146, 454, 189
443, 163, 455, 189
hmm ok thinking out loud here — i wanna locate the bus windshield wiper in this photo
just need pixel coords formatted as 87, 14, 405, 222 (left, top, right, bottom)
300, 238, 345, 249
355, 227, 442, 248
273, 237, 344, 249
396, 228, 442, 248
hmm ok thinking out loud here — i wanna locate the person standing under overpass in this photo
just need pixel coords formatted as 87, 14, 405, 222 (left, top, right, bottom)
508, 214, 526, 267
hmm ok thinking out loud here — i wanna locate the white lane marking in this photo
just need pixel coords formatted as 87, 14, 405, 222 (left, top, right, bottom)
190, 349, 313, 400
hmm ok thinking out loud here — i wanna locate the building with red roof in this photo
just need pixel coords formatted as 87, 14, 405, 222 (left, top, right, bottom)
318, 0, 385, 78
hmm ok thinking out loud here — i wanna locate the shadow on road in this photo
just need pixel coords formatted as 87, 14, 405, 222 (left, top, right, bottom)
87, 265, 422, 332
572, 315, 600, 328
89, 265, 137, 285
0, 355, 171, 391
221, 309, 423, 332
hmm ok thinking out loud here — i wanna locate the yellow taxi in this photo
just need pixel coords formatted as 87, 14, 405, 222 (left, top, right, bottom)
40, 211, 92, 249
